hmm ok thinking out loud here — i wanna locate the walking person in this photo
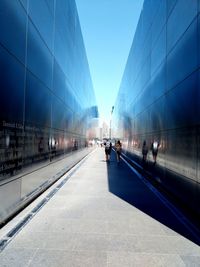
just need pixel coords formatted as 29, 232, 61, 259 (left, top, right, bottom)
142, 140, 148, 165
104, 139, 112, 162
115, 140, 122, 163
151, 140, 159, 165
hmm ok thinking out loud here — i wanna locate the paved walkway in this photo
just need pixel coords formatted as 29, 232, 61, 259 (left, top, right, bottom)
0, 148, 200, 267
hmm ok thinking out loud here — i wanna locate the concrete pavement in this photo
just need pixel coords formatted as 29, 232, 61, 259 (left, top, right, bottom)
0, 148, 200, 267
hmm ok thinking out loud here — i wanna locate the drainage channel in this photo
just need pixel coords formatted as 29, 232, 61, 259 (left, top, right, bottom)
0, 150, 92, 252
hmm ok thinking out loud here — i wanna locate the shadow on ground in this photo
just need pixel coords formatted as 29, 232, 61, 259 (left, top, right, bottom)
106, 152, 200, 246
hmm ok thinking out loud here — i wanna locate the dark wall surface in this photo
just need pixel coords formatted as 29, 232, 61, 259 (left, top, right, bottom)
0, 0, 97, 223
0, 0, 97, 177
113, 0, 200, 216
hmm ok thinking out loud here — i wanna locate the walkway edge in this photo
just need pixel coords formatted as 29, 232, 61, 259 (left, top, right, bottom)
0, 149, 96, 252
121, 155, 200, 246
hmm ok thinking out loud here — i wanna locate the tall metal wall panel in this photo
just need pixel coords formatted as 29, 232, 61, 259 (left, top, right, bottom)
0, 0, 97, 222
113, 0, 200, 215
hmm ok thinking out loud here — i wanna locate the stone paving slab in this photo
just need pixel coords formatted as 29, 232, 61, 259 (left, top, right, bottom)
0, 148, 200, 266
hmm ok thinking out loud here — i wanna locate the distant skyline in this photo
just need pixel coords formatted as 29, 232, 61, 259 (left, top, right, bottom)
75, 0, 144, 124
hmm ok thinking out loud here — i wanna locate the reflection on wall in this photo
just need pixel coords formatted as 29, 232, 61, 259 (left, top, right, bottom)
113, 0, 200, 214
0, 0, 98, 179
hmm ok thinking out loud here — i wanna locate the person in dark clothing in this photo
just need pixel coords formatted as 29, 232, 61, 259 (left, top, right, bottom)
115, 140, 122, 163
142, 140, 148, 164
104, 139, 112, 162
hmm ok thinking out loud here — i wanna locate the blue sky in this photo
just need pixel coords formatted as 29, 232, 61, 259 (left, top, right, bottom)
75, 0, 144, 123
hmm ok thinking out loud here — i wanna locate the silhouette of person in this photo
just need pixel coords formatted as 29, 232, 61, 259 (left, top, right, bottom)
142, 140, 148, 164
104, 139, 112, 162
115, 140, 122, 163
151, 140, 159, 165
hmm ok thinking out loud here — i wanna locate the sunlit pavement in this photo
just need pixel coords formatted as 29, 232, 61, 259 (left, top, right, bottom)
0, 148, 200, 267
